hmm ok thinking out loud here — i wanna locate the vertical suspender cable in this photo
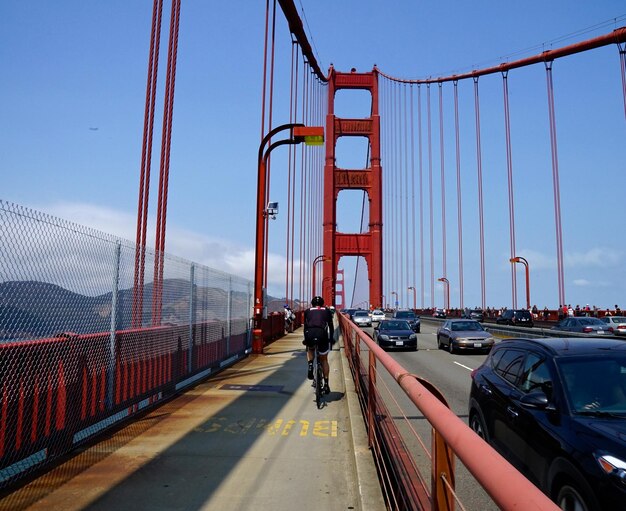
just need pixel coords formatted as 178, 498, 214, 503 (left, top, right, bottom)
438, 83, 447, 302
403, 85, 410, 306
410, 85, 416, 309
260, 0, 270, 139
397, 81, 403, 305
389, 82, 398, 307
418, 85, 424, 309
454, 80, 464, 310
262, 0, 278, 296
285, 41, 296, 306
396, 81, 403, 305
473, 77, 486, 310
291, 50, 299, 308
619, 43, 626, 121
382, 78, 389, 304
427, 84, 434, 308
304, 66, 311, 302
545, 61, 566, 308
153, 0, 182, 325
502, 71, 518, 309
133, 0, 163, 328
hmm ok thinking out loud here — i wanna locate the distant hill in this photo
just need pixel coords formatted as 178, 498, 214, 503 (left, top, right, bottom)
0, 279, 251, 342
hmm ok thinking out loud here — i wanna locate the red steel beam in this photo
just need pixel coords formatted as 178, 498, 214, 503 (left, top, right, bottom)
277, 0, 327, 82
378, 27, 626, 84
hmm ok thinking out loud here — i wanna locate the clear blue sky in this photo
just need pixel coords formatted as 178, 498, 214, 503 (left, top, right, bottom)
1, 1, 625, 310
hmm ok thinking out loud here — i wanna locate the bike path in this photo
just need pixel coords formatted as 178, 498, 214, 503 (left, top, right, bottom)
10, 328, 384, 511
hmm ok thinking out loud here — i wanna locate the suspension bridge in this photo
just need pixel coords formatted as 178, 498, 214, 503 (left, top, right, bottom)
1, 1, 625, 510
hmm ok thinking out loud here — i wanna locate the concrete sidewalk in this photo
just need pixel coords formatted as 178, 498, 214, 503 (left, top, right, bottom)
8, 329, 384, 511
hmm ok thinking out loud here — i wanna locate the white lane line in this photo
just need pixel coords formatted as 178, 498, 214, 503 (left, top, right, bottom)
454, 361, 474, 371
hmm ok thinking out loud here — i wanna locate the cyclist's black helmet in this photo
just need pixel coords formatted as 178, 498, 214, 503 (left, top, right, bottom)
311, 296, 324, 306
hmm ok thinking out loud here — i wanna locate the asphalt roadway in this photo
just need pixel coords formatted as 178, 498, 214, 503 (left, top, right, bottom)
1, 330, 385, 511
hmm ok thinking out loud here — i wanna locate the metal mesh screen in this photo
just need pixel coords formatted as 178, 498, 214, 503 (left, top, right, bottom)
0, 200, 252, 488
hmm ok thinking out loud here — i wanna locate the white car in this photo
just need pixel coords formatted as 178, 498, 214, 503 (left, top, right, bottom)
370, 309, 386, 322
352, 310, 372, 327
602, 316, 626, 336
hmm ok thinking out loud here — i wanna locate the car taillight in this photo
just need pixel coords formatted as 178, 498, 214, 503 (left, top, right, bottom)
583, 327, 593, 333
470, 368, 478, 379
619, 325, 626, 330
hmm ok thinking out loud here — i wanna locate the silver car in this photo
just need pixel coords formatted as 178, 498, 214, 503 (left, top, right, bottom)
437, 319, 495, 354
351, 310, 372, 327
602, 316, 626, 336
370, 309, 386, 322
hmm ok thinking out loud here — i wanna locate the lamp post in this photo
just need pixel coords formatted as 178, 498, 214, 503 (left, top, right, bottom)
312, 255, 329, 297
253, 123, 324, 354
408, 286, 417, 311
391, 291, 399, 309
438, 277, 450, 311
382, 295, 386, 309
510, 256, 530, 310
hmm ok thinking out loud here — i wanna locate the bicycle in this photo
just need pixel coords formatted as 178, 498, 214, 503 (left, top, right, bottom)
310, 342, 324, 409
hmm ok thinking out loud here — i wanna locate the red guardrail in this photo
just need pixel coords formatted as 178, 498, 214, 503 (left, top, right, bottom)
338, 313, 559, 511
0, 319, 249, 488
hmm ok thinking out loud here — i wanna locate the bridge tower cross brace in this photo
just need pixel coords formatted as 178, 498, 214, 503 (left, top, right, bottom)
322, 68, 383, 308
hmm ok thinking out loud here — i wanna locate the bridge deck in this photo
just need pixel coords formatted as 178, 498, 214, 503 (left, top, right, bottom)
2, 330, 384, 511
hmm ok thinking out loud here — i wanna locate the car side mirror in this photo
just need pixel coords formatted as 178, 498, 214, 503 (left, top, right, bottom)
520, 391, 555, 411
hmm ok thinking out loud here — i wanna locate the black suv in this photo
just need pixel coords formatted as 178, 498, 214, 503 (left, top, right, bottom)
463, 308, 485, 322
496, 309, 534, 327
392, 310, 421, 333
469, 337, 626, 511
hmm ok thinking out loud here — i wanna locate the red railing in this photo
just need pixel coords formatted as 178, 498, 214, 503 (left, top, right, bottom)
338, 313, 559, 511
0, 320, 249, 488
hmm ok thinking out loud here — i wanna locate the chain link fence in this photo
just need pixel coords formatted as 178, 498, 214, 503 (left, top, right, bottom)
0, 200, 252, 488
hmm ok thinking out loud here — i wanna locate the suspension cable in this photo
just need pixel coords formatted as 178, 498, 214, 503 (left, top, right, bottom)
473, 77, 486, 310
133, 0, 163, 328
454, 80, 464, 310
153, 0, 182, 325
545, 61, 566, 308
427, 84, 434, 309
502, 71, 518, 309
438, 83, 447, 307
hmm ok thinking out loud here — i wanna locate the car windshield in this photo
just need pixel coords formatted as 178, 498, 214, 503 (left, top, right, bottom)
580, 318, 603, 325
395, 311, 415, 319
380, 321, 410, 331
372, 310, 383, 315
353, 311, 368, 317
558, 355, 626, 413
451, 321, 484, 332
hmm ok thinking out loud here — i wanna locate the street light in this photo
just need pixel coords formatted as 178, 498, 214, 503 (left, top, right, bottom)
510, 256, 530, 310
253, 123, 324, 354
312, 255, 329, 297
391, 291, 399, 309
408, 286, 417, 311
437, 277, 450, 311
382, 294, 386, 309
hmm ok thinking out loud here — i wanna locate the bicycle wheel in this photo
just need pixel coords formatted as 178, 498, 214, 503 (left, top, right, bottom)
314, 353, 323, 409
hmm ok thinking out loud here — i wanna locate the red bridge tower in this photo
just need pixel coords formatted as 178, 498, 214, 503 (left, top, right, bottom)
322, 68, 382, 308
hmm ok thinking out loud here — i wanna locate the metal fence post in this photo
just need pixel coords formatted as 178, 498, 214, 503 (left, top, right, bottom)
189, 264, 195, 373
226, 276, 232, 355
107, 241, 121, 410
247, 281, 253, 349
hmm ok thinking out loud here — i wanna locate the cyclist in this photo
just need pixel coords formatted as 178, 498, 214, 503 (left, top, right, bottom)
303, 295, 334, 394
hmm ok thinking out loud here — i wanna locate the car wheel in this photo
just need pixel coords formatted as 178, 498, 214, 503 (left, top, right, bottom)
449, 341, 456, 354
556, 483, 593, 511
469, 411, 488, 441
437, 335, 442, 349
